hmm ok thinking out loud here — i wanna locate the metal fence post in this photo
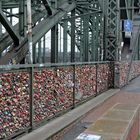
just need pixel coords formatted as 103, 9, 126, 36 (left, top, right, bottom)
29, 66, 34, 130
96, 63, 98, 96
72, 64, 76, 108
114, 62, 120, 88
112, 61, 115, 88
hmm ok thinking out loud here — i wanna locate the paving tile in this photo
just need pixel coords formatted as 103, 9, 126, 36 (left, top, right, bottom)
113, 103, 139, 111
86, 119, 128, 134
102, 109, 134, 121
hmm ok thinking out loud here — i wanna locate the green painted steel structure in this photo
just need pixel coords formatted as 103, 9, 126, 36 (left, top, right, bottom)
0, 0, 139, 64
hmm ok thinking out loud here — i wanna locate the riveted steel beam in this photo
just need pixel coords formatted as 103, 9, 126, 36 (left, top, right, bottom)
0, 2, 76, 64
0, 8, 19, 46
104, 0, 120, 61
71, 9, 76, 62
19, 0, 25, 37
51, 25, 58, 63
41, 0, 52, 15
0, 9, 47, 54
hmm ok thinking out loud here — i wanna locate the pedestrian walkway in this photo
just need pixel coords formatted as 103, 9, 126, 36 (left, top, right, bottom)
61, 76, 140, 140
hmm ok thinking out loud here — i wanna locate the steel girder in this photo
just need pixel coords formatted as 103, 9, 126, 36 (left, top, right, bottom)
63, 21, 68, 62
0, 0, 124, 64
5, 0, 103, 63
71, 9, 76, 62
120, 0, 134, 20
41, 0, 52, 15
0, 8, 19, 46
0, 9, 48, 55
1, 2, 19, 9
0, 1, 76, 64
62, 0, 103, 62
26, 0, 103, 63
104, 0, 120, 61
125, 0, 134, 19
33, 2, 76, 45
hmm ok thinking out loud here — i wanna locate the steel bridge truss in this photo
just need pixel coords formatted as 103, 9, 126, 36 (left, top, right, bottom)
0, 0, 125, 64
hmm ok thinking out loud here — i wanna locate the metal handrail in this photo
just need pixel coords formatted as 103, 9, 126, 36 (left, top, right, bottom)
0, 61, 111, 70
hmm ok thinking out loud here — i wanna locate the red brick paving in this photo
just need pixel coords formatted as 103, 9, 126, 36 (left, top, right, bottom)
82, 91, 140, 124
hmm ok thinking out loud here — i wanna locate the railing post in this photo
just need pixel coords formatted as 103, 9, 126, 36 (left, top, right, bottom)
109, 61, 115, 89
96, 63, 98, 96
107, 62, 109, 89
29, 66, 34, 130
114, 61, 120, 88
112, 61, 115, 88
72, 64, 76, 108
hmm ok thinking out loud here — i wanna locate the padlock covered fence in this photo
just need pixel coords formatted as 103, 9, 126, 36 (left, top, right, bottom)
115, 61, 140, 87
0, 70, 31, 139
1, 60, 140, 139
0, 61, 114, 139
